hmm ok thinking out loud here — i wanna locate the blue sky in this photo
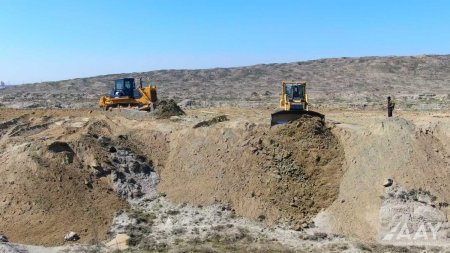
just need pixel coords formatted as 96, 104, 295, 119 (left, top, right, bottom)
0, 0, 449, 84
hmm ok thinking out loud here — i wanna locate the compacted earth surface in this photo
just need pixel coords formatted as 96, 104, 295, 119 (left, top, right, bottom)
0, 107, 449, 252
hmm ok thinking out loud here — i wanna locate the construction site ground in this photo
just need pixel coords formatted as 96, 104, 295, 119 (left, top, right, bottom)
0, 107, 450, 252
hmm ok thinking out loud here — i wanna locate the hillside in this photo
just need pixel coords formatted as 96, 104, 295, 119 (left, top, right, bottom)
0, 55, 449, 110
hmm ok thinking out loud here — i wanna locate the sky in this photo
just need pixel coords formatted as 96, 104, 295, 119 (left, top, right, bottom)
1, 0, 450, 84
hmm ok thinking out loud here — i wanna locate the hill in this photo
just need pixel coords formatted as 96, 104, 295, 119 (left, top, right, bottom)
0, 55, 449, 110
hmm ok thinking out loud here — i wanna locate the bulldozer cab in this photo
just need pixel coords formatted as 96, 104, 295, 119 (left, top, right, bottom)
111, 78, 136, 98
282, 82, 307, 111
284, 83, 305, 102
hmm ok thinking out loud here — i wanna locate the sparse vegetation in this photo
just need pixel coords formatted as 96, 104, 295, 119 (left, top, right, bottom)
1, 55, 450, 110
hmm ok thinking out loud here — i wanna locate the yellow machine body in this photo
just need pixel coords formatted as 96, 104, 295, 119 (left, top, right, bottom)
98, 78, 158, 111
271, 81, 324, 125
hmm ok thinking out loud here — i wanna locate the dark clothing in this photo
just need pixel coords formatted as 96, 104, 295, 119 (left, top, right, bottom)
387, 100, 395, 117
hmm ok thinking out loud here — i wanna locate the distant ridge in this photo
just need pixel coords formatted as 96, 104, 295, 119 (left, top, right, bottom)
1, 55, 449, 110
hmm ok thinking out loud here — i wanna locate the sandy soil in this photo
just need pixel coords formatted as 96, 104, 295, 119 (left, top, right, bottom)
155, 114, 344, 230
0, 110, 127, 246
0, 107, 450, 252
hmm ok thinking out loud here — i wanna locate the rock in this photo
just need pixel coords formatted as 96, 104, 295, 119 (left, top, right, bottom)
131, 188, 143, 198
0, 234, 8, 242
111, 171, 118, 182
48, 141, 73, 153
417, 194, 432, 205
177, 99, 194, 108
64, 231, 80, 241
313, 232, 327, 240
106, 234, 130, 251
129, 161, 141, 173
170, 115, 183, 121
383, 178, 393, 187
98, 136, 111, 146
117, 149, 130, 157
292, 224, 303, 231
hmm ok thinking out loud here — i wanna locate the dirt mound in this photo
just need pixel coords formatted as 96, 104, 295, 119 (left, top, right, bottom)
153, 99, 185, 119
0, 115, 128, 246
0, 141, 126, 246
3, 108, 449, 250
157, 115, 344, 229
0, 111, 165, 247
327, 116, 450, 243
193, 115, 229, 128
265, 116, 345, 220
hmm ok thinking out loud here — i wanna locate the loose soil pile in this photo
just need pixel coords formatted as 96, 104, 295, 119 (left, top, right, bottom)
0, 113, 127, 246
2, 108, 450, 250
193, 115, 229, 128
152, 99, 185, 119
328, 116, 450, 242
158, 115, 344, 228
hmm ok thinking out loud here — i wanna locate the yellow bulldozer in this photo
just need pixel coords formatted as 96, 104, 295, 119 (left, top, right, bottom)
271, 81, 324, 125
98, 78, 158, 111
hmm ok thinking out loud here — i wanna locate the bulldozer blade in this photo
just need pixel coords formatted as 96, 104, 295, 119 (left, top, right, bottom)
271, 110, 324, 126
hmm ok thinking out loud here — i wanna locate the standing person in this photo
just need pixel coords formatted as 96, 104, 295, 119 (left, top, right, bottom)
387, 96, 395, 117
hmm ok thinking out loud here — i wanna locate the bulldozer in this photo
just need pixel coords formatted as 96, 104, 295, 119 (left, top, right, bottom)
271, 81, 324, 126
98, 78, 158, 111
